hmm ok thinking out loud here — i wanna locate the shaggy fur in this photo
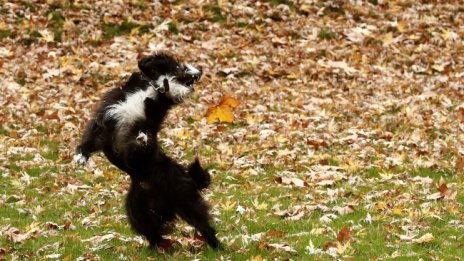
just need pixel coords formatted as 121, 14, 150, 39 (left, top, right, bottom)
75, 52, 220, 249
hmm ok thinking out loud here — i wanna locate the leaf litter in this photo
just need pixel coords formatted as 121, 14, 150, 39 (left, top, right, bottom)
1, 0, 464, 259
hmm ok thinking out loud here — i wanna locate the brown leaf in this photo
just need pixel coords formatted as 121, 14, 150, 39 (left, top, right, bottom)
456, 156, 464, 169
322, 241, 337, 251
337, 227, 351, 243
458, 108, 464, 123
307, 139, 328, 149
257, 241, 267, 250
438, 177, 448, 194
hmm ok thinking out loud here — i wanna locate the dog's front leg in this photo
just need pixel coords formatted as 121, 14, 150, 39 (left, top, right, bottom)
144, 96, 172, 131
75, 118, 103, 164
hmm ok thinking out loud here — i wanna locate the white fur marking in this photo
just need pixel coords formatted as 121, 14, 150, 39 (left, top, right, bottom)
185, 63, 201, 75
105, 87, 157, 150
136, 131, 148, 145
157, 75, 193, 101
73, 153, 87, 165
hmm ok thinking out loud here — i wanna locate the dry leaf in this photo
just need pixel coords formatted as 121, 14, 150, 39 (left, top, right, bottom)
333, 205, 355, 215
275, 177, 308, 187
336, 227, 351, 243
323, 241, 338, 251
438, 177, 448, 194
265, 243, 297, 253
206, 94, 240, 124
412, 233, 435, 244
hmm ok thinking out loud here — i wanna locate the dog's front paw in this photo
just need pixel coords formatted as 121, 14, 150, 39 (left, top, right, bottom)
73, 153, 88, 165
136, 131, 148, 145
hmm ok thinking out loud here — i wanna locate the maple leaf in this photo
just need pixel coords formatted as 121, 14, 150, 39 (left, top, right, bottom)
206, 94, 240, 124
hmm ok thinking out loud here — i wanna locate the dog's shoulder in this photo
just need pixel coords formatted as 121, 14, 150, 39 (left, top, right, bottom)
121, 72, 148, 93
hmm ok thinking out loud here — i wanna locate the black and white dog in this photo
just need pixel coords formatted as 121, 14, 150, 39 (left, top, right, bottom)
74, 52, 220, 249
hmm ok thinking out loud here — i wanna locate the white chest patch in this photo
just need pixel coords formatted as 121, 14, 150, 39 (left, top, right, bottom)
105, 87, 157, 150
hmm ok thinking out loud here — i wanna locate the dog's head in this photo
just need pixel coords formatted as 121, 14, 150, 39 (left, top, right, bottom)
138, 52, 202, 102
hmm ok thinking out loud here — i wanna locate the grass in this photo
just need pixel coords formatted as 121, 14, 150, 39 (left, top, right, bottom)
203, 6, 227, 24
1, 142, 463, 260
318, 28, 336, 40
101, 19, 152, 40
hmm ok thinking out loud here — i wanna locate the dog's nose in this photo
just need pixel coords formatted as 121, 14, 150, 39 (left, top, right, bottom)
195, 69, 203, 81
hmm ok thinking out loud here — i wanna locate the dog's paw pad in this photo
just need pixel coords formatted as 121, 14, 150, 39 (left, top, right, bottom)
136, 132, 148, 145
73, 153, 88, 165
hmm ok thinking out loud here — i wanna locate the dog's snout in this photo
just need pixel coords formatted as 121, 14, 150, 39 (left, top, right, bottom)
194, 69, 202, 81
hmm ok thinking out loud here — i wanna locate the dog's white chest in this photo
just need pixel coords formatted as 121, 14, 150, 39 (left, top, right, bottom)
105, 88, 157, 147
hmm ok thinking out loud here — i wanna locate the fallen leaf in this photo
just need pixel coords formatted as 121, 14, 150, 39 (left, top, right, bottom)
333, 205, 355, 215
396, 21, 407, 33
336, 227, 351, 243
456, 156, 464, 169
265, 243, 297, 253
412, 233, 434, 244
457, 108, 464, 123
438, 177, 448, 194
250, 255, 264, 261
275, 177, 308, 187
426, 192, 443, 200
323, 241, 338, 250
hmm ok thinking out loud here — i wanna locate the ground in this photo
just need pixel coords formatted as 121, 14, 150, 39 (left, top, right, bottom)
1, 0, 464, 260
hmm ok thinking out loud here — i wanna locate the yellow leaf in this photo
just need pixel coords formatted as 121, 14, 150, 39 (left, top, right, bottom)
250, 255, 264, 261
206, 94, 240, 124
441, 29, 451, 41
207, 105, 234, 124
413, 233, 435, 244
0, 21, 7, 30
219, 94, 240, 108
393, 205, 404, 216
252, 198, 268, 210
382, 32, 393, 45
376, 201, 387, 210
220, 200, 236, 211
396, 21, 407, 33
130, 26, 140, 36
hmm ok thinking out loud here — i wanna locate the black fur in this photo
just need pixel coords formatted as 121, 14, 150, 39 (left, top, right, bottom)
75, 52, 220, 249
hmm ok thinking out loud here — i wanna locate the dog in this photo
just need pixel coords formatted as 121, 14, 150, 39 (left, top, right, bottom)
74, 52, 221, 250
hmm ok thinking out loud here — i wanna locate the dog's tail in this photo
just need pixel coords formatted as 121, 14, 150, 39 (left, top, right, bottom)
187, 158, 211, 190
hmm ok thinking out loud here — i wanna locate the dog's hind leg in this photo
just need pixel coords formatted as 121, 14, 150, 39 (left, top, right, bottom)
126, 185, 169, 248
177, 197, 221, 249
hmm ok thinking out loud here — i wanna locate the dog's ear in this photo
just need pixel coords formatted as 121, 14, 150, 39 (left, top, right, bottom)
138, 55, 161, 78
138, 53, 178, 79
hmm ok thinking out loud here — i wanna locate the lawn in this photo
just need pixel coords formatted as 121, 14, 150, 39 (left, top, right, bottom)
1, 0, 463, 260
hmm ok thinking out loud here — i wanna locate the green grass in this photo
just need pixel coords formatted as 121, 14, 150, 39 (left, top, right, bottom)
0, 30, 16, 39
204, 6, 226, 24
101, 19, 152, 40
318, 28, 336, 40
0, 117, 462, 259
1, 160, 463, 259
